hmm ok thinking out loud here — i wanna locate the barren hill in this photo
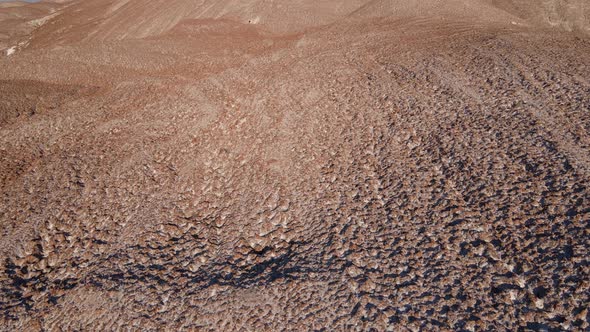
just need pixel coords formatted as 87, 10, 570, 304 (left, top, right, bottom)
1, 0, 589, 331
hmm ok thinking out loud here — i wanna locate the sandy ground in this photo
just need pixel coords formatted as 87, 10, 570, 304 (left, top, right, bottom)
0, 0, 589, 331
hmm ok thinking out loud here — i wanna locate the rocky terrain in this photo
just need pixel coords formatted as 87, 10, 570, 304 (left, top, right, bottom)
0, 0, 589, 331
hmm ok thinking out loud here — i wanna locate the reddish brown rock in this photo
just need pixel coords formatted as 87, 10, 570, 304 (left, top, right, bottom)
0, 0, 589, 331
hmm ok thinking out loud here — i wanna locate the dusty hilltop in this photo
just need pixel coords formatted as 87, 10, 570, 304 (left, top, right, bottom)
0, 0, 589, 331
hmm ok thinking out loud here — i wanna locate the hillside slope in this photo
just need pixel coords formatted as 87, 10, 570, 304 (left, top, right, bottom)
0, 0, 589, 331
488, 0, 590, 32
12, 0, 590, 46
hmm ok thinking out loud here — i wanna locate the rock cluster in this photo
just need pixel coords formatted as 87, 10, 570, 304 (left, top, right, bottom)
0, 1, 589, 331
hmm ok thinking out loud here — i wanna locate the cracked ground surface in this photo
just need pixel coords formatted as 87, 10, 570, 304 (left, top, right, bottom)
0, 0, 589, 331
